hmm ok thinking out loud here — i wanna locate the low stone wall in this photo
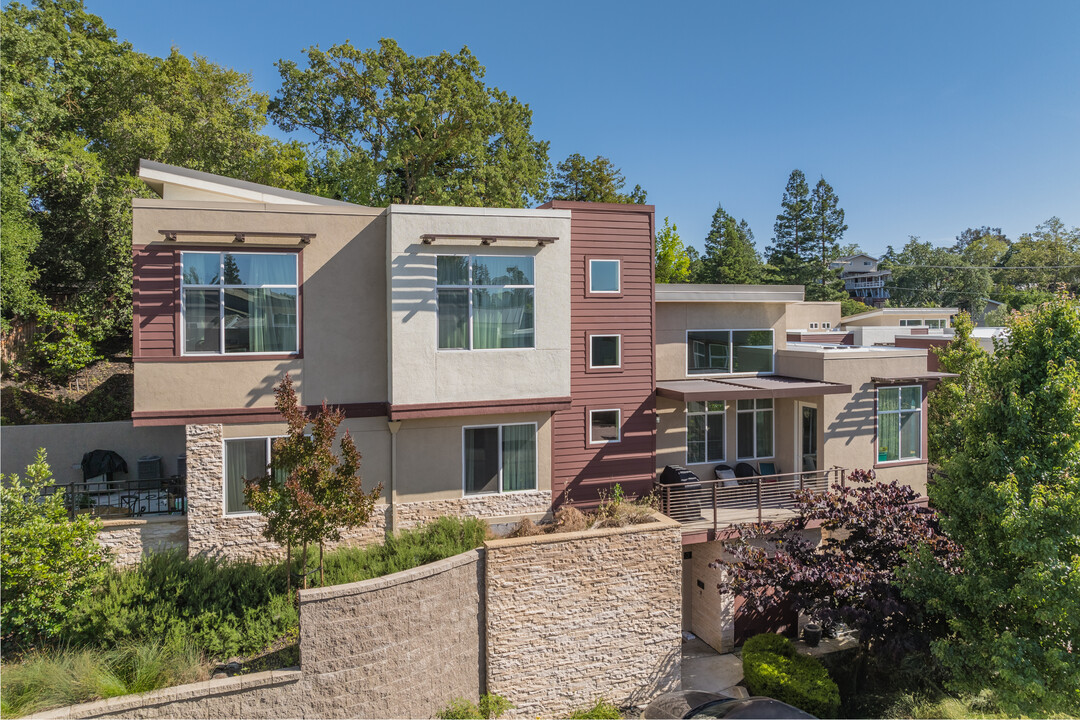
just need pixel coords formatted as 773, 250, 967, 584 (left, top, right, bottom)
484, 512, 683, 718
395, 490, 553, 529
297, 549, 485, 719
36, 550, 486, 720
97, 516, 188, 566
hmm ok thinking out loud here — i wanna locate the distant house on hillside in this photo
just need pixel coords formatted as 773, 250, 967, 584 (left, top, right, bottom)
830, 254, 890, 307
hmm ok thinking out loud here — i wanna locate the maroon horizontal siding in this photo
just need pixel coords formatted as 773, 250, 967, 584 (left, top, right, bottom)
894, 336, 950, 372
543, 201, 656, 506
133, 246, 179, 358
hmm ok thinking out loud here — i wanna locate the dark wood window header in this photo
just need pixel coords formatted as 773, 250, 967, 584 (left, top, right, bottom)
160, 230, 313, 244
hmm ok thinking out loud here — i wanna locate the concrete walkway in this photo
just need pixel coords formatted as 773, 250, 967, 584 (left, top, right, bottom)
681, 638, 747, 697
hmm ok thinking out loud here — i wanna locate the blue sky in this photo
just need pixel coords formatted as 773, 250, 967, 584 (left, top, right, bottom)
84, 0, 1080, 257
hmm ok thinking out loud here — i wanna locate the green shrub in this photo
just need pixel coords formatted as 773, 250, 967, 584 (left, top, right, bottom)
435, 693, 513, 719
742, 633, 840, 718
567, 698, 623, 718
63, 550, 295, 660
28, 308, 104, 381
1, 450, 111, 648
0, 640, 207, 717
320, 516, 488, 586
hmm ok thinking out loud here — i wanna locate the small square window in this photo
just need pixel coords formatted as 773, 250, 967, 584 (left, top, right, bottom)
809, 322, 818, 329
589, 409, 621, 444
590, 335, 620, 368
589, 259, 620, 293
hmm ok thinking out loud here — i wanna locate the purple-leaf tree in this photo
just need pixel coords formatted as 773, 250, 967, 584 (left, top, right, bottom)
715, 469, 958, 659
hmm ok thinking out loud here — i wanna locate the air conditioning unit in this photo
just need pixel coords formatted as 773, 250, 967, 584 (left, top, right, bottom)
137, 455, 162, 480
176, 455, 187, 479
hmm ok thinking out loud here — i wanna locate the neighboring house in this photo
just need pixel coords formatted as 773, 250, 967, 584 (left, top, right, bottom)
830, 253, 891, 307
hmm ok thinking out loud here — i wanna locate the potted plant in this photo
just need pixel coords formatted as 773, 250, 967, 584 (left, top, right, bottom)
803, 622, 822, 647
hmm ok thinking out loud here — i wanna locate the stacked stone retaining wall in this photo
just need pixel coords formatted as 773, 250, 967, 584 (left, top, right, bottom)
484, 512, 683, 718
97, 516, 188, 566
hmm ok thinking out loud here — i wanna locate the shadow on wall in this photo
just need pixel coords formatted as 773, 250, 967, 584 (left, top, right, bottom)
825, 385, 876, 449
558, 393, 657, 507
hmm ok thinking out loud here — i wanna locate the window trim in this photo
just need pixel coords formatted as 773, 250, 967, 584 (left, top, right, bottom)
585, 257, 623, 297
809, 322, 819, 330
588, 407, 622, 446
686, 400, 725, 466
736, 399, 774, 460
875, 384, 924, 466
587, 333, 622, 370
460, 422, 539, 497
180, 250, 301, 358
685, 328, 776, 377
222, 435, 282, 517
435, 254, 537, 352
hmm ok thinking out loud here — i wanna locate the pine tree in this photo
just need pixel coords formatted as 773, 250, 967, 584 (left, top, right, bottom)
809, 177, 848, 286
766, 169, 815, 286
700, 203, 761, 284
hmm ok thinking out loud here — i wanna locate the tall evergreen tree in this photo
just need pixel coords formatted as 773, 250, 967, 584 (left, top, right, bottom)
549, 153, 646, 204
766, 169, 815, 286
809, 177, 847, 286
700, 203, 761, 284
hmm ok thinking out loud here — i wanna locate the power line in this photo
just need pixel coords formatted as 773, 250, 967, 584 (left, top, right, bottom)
888, 264, 1080, 270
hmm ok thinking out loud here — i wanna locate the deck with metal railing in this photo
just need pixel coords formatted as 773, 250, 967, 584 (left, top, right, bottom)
46, 477, 187, 519
656, 468, 846, 538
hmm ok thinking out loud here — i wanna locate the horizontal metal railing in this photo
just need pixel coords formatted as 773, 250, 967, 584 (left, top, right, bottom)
46, 477, 187, 519
656, 468, 846, 534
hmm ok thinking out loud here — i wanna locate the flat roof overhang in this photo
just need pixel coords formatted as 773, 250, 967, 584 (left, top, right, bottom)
871, 372, 960, 384
656, 375, 852, 402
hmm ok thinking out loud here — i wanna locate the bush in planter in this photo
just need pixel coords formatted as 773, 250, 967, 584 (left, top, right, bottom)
742, 633, 840, 718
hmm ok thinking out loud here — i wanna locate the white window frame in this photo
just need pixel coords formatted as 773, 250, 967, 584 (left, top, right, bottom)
809, 322, 819, 329
736, 399, 774, 460
876, 385, 923, 464
925, 319, 945, 329
181, 251, 299, 356
822, 322, 831, 329
588, 334, 622, 369
588, 408, 622, 445
461, 422, 539, 496
222, 435, 282, 517
685, 328, 775, 377
588, 258, 621, 294
899, 319, 922, 327
435, 254, 536, 352
686, 401, 725, 465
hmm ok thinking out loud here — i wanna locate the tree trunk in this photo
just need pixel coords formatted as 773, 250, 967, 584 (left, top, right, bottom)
319, 540, 324, 587
301, 541, 309, 590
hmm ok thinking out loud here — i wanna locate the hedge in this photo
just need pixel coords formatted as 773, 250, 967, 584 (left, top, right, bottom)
742, 633, 840, 718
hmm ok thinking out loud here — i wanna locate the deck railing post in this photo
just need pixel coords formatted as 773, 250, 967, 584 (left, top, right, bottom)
757, 479, 763, 524
841, 468, 846, 490
712, 482, 718, 534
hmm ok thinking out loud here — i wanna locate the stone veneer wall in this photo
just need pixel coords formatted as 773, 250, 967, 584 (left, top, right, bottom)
185, 424, 551, 561
97, 516, 188, 566
484, 512, 683, 718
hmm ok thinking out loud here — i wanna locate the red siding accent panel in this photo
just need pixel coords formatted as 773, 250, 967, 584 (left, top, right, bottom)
133, 246, 178, 358
894, 336, 950, 372
550, 205, 656, 507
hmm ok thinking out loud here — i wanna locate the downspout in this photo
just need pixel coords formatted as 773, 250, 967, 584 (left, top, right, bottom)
387, 420, 402, 535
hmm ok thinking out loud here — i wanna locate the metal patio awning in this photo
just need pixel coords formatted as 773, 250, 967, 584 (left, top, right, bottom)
656, 375, 852, 402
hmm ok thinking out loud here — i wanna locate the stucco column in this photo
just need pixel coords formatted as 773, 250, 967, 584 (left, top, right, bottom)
387, 420, 402, 533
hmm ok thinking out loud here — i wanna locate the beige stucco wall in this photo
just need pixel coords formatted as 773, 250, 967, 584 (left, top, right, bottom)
778, 347, 931, 495
132, 201, 387, 413
842, 310, 953, 327
386, 205, 571, 406
656, 301, 790, 381
484, 514, 683, 718
0, 421, 186, 483
785, 302, 842, 330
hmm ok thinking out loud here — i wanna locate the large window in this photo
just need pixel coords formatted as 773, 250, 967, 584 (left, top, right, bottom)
437, 256, 534, 350
687, 401, 724, 464
463, 423, 537, 495
182, 252, 298, 355
737, 399, 773, 459
877, 386, 922, 463
687, 329, 774, 375
224, 437, 286, 515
